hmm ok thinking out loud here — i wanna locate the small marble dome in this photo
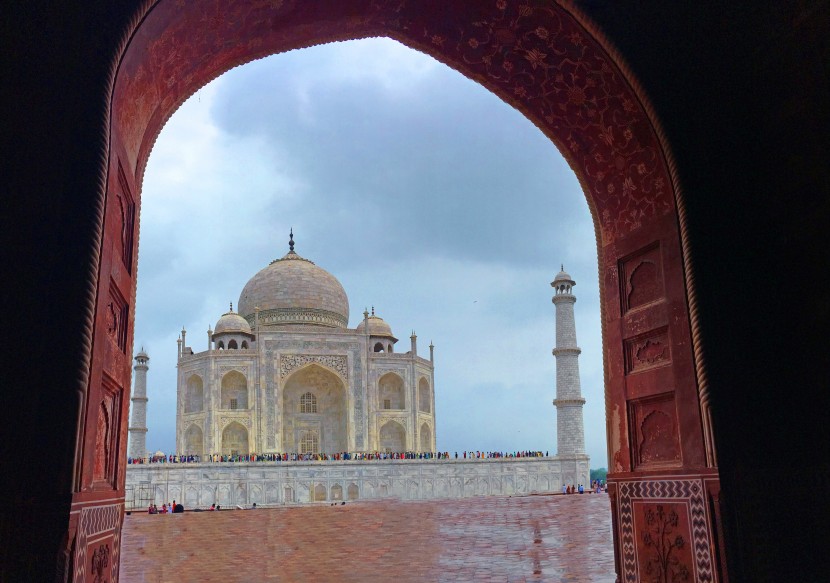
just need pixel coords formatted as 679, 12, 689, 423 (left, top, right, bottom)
237, 232, 349, 328
552, 265, 575, 285
356, 310, 394, 338
215, 304, 252, 335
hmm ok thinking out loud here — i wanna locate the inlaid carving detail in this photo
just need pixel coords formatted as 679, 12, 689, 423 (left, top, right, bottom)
640, 505, 691, 582
617, 479, 713, 583
280, 354, 347, 380
91, 543, 110, 583
219, 415, 252, 429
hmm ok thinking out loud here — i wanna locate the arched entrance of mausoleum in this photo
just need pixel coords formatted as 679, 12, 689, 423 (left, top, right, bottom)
282, 364, 347, 454
69, 2, 727, 582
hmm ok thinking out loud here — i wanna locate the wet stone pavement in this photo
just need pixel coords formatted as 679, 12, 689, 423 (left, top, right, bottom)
120, 493, 615, 582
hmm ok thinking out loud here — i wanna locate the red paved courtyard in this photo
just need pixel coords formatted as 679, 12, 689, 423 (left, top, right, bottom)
120, 493, 614, 582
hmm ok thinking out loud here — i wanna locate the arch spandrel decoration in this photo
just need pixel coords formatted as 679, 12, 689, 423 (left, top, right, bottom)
279, 354, 348, 382
87, 2, 724, 582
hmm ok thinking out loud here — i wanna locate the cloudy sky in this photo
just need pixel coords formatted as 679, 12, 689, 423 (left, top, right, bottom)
134, 38, 607, 466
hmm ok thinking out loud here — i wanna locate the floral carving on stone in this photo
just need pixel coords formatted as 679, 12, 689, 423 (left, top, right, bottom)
219, 416, 252, 429
636, 339, 667, 365
91, 544, 110, 583
280, 354, 347, 380
641, 505, 691, 583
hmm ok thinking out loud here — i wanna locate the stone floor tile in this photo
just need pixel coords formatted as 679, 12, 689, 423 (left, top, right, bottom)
120, 493, 615, 582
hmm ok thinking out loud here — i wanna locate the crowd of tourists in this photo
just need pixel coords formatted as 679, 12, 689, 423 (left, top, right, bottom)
127, 450, 551, 465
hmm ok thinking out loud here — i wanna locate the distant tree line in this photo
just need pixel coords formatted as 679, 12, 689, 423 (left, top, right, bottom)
590, 468, 607, 482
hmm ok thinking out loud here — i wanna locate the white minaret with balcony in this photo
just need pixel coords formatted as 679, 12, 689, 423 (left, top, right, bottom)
128, 348, 150, 459
552, 267, 587, 457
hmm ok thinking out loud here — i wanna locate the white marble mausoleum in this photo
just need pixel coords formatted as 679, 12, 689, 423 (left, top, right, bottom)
174, 232, 436, 458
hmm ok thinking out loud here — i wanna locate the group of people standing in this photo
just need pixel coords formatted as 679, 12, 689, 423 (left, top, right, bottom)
562, 480, 606, 495
127, 450, 552, 465
147, 500, 184, 514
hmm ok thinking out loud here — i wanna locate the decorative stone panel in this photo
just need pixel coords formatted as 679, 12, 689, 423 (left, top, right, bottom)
219, 416, 252, 430
629, 392, 681, 470
624, 326, 671, 374
115, 160, 135, 274
280, 354, 347, 380
73, 503, 122, 583
616, 478, 714, 583
619, 243, 664, 313
106, 280, 129, 353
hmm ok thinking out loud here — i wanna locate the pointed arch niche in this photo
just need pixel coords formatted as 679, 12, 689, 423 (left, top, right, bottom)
282, 364, 347, 453
184, 424, 204, 458
220, 370, 247, 410
378, 372, 405, 410
418, 377, 431, 413
379, 420, 406, 453
221, 422, 249, 456
185, 374, 203, 413
81, 3, 725, 582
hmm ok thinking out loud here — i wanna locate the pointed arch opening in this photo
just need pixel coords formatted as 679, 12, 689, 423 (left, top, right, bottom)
184, 424, 203, 458
283, 364, 347, 454
185, 374, 204, 413
94, 2, 721, 580
379, 372, 405, 410
379, 420, 406, 453
221, 370, 247, 410
420, 423, 432, 452
221, 422, 249, 456
418, 377, 431, 413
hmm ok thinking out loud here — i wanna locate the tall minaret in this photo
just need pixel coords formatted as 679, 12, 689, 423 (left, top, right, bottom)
551, 267, 586, 456
128, 348, 150, 459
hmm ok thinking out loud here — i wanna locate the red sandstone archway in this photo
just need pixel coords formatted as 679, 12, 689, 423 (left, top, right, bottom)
75, 2, 725, 581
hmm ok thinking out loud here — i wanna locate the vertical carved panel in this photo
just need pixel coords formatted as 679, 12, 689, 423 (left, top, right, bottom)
94, 375, 122, 488
634, 502, 695, 582
93, 401, 110, 483
106, 280, 128, 353
90, 543, 110, 583
116, 161, 135, 274
630, 392, 681, 469
620, 243, 664, 313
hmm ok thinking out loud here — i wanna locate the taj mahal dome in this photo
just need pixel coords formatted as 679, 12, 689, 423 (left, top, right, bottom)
173, 231, 437, 457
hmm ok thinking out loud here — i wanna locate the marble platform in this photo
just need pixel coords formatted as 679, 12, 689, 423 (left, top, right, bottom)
125, 456, 590, 509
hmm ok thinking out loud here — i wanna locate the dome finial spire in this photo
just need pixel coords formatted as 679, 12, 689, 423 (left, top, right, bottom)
229, 301, 233, 312
371, 306, 375, 316
289, 228, 295, 252
561, 263, 564, 271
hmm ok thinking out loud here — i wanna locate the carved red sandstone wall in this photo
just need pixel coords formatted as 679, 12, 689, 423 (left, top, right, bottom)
71, 1, 725, 581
